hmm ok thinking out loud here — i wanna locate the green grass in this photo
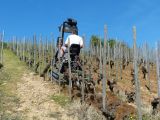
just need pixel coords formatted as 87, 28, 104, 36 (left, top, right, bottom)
123, 113, 160, 120
50, 94, 70, 107
0, 49, 28, 120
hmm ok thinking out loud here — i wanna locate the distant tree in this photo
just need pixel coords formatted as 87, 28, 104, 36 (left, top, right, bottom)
0, 42, 8, 49
3, 42, 8, 49
90, 35, 102, 56
90, 35, 101, 47
100, 39, 116, 48
108, 39, 116, 48
90, 36, 130, 52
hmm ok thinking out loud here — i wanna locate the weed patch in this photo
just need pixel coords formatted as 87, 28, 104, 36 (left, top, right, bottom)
51, 94, 70, 107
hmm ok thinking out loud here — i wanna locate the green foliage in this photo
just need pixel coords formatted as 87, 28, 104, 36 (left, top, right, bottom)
0, 42, 8, 49
124, 114, 160, 120
90, 35, 130, 50
123, 114, 137, 120
90, 35, 101, 47
3, 42, 8, 48
51, 94, 70, 107
107, 39, 116, 48
90, 36, 116, 48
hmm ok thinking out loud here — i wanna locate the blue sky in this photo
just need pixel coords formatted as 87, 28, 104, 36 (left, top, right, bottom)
0, 0, 160, 47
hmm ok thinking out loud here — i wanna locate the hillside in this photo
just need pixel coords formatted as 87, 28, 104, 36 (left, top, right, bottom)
0, 49, 160, 120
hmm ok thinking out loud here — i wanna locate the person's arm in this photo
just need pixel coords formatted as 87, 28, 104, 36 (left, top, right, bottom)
61, 46, 66, 56
65, 36, 69, 47
65, 44, 68, 47
80, 37, 83, 48
54, 49, 59, 62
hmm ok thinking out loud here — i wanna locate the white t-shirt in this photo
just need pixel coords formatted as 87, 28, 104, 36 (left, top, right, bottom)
65, 34, 83, 47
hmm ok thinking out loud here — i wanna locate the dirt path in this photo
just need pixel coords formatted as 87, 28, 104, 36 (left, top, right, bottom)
0, 50, 77, 120
16, 73, 76, 120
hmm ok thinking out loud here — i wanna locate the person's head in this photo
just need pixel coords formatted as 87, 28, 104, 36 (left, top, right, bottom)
57, 37, 63, 47
71, 29, 78, 35
57, 41, 63, 48
59, 41, 63, 46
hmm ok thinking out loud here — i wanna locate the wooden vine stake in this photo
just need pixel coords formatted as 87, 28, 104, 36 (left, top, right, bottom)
1, 31, 4, 64
67, 38, 72, 101
81, 35, 85, 103
99, 37, 103, 79
156, 42, 160, 97
23, 37, 25, 61
33, 34, 37, 69
28, 39, 31, 68
102, 25, 107, 110
133, 26, 142, 120
108, 42, 110, 78
16, 37, 19, 56
50, 33, 54, 82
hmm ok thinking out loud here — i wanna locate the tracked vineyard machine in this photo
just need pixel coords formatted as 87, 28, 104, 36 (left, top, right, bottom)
49, 18, 94, 94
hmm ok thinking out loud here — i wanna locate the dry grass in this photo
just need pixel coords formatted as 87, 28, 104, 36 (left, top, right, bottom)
66, 100, 105, 120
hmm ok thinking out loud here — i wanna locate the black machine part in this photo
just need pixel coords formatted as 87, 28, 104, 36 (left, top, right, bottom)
57, 18, 78, 45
